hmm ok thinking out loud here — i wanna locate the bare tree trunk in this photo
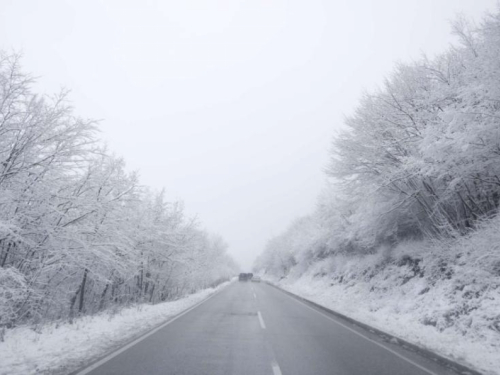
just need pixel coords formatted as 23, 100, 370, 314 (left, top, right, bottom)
79, 269, 88, 313
70, 268, 88, 320
0, 241, 12, 267
98, 283, 109, 311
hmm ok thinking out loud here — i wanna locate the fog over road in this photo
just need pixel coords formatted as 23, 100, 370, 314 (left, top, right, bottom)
77, 282, 461, 375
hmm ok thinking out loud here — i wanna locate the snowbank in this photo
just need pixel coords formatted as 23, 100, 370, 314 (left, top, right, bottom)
265, 220, 500, 375
0, 281, 232, 375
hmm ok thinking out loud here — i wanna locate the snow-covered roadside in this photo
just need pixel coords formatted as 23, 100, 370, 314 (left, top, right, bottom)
266, 248, 500, 375
261, 218, 500, 375
274, 278, 496, 374
0, 280, 232, 375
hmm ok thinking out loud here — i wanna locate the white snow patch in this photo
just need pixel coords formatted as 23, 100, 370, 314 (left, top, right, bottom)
275, 275, 499, 375
0, 281, 232, 375
264, 222, 500, 375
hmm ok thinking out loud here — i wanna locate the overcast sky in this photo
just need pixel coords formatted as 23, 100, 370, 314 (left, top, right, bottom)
0, 0, 497, 269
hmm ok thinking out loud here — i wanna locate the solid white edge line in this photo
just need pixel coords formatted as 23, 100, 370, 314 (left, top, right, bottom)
271, 361, 283, 375
257, 311, 266, 329
276, 287, 440, 375
75, 287, 225, 375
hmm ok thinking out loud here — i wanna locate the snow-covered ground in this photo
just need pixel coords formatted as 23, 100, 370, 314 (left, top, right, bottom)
266, 227, 500, 375
0, 281, 232, 375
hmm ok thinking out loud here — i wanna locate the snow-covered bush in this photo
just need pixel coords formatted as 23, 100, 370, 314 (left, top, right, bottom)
0, 267, 28, 329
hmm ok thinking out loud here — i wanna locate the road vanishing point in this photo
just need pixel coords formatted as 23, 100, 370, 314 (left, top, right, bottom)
76, 282, 464, 375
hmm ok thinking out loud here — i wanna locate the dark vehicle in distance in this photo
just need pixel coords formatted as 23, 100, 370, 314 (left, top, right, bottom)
238, 273, 253, 281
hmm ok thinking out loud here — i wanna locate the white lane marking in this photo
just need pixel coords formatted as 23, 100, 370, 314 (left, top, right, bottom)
75, 288, 225, 375
271, 361, 283, 375
277, 288, 440, 375
253, 292, 257, 299
257, 310, 266, 329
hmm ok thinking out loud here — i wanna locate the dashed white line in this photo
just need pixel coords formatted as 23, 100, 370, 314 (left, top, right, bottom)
253, 292, 257, 299
257, 311, 266, 329
271, 361, 283, 375
255, 305, 282, 375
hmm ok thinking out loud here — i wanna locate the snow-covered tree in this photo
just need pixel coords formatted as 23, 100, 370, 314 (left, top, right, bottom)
0, 52, 238, 327
255, 9, 500, 277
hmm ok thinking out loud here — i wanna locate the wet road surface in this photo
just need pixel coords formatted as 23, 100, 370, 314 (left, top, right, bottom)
78, 281, 461, 375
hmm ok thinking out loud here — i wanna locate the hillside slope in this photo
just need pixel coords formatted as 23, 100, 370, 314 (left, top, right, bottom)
261, 215, 500, 374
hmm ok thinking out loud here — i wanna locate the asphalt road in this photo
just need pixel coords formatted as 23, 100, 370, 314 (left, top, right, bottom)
78, 281, 462, 375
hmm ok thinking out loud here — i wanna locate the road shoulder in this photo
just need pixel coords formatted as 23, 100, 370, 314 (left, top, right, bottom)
265, 281, 484, 375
